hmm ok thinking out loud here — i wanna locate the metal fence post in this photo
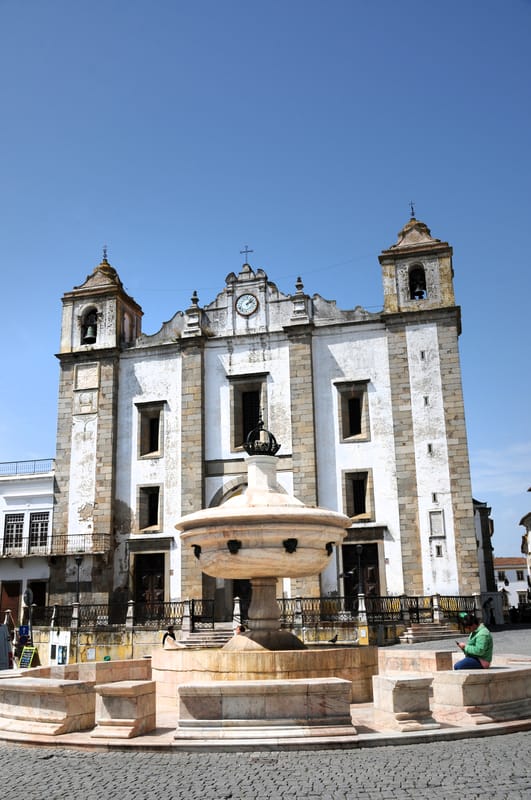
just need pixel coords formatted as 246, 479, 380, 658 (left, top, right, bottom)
294, 596, 303, 628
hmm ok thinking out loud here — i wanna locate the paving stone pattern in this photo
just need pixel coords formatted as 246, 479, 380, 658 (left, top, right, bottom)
3, 628, 531, 800
2, 733, 530, 800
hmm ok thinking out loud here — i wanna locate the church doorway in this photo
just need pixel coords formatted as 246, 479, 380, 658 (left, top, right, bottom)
133, 553, 164, 621
341, 542, 380, 608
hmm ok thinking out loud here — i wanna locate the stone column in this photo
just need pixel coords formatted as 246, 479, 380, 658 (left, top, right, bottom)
286, 325, 320, 597
179, 341, 205, 599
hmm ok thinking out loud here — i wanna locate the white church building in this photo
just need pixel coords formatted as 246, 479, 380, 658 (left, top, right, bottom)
47, 215, 480, 617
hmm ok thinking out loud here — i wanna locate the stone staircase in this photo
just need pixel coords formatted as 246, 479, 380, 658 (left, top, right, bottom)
179, 625, 234, 648
399, 622, 458, 645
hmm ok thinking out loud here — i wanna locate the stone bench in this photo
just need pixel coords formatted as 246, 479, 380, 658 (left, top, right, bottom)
372, 674, 439, 732
378, 648, 453, 674
431, 665, 531, 725
175, 677, 355, 740
90, 680, 156, 739
0, 677, 95, 735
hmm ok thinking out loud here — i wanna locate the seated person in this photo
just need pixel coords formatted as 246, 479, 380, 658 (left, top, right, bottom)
454, 613, 493, 670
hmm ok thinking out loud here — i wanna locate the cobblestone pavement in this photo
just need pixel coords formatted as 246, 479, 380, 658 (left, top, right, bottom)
2, 731, 531, 800
2, 628, 531, 800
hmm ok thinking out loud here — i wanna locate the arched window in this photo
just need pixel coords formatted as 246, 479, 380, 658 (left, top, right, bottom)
409, 265, 427, 300
81, 308, 98, 344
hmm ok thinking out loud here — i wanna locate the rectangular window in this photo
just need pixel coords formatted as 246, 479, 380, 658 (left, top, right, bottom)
516, 570, 524, 581
343, 470, 374, 520
138, 486, 161, 531
29, 512, 49, 552
517, 591, 527, 605
230, 375, 267, 450
429, 510, 445, 538
498, 571, 506, 582
3, 513, 24, 554
336, 381, 370, 441
137, 402, 164, 458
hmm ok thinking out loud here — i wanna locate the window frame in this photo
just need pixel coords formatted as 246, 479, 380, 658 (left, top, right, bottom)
229, 374, 267, 451
137, 485, 162, 532
335, 380, 371, 443
342, 469, 374, 521
3, 513, 24, 554
29, 511, 50, 553
136, 402, 165, 459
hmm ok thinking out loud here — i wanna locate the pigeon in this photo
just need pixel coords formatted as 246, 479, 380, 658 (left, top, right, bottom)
328, 634, 338, 644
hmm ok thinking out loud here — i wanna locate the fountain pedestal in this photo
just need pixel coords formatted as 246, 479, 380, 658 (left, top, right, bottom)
177, 453, 351, 651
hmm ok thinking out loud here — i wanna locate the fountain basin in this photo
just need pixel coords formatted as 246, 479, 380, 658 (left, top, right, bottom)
179, 507, 350, 578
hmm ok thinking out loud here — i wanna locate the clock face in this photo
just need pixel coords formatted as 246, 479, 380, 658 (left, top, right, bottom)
236, 293, 258, 316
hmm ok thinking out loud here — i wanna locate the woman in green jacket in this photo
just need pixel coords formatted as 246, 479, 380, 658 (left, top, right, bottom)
454, 613, 493, 669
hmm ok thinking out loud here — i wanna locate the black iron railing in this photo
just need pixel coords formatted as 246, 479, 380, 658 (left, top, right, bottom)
49, 533, 112, 555
134, 601, 186, 627
27, 594, 476, 630
191, 598, 215, 631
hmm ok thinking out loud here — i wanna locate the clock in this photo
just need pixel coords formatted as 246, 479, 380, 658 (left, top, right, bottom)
236, 293, 258, 316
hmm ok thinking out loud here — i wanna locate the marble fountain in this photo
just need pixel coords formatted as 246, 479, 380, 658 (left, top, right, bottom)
151, 423, 379, 741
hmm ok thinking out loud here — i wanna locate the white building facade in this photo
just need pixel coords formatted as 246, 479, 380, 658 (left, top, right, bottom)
0, 460, 54, 624
48, 217, 480, 616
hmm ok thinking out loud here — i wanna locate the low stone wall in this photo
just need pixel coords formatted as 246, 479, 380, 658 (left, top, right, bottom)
175, 677, 355, 739
378, 648, 453, 674
431, 666, 531, 725
0, 677, 95, 735
152, 645, 378, 704
31, 628, 161, 665
372, 674, 440, 732
91, 680, 156, 739
23, 658, 152, 683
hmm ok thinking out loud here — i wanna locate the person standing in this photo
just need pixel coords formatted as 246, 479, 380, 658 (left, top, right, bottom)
454, 613, 493, 669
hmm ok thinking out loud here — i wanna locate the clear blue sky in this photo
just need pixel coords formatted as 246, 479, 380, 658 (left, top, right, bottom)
1, 1, 529, 557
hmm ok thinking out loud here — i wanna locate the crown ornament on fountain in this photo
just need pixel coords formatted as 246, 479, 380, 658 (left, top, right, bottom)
243, 417, 280, 456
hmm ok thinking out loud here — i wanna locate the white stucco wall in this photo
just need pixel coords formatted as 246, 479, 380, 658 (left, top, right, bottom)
406, 324, 458, 594
313, 324, 404, 595
116, 348, 182, 597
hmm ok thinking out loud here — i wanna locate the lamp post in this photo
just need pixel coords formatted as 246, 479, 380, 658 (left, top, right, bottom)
74, 555, 83, 603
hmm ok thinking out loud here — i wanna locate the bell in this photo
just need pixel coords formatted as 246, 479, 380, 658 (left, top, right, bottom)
83, 325, 97, 344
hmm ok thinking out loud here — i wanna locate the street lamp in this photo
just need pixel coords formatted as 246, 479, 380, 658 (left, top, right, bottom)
74, 555, 83, 602
356, 544, 364, 595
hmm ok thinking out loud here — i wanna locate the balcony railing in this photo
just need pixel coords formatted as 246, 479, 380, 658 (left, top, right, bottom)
0, 459, 55, 476
50, 533, 112, 555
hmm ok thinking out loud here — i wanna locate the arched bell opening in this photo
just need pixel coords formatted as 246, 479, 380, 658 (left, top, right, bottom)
81, 308, 98, 344
409, 265, 427, 300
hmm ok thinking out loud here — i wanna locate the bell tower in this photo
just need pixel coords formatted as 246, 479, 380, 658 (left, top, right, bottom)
379, 216, 479, 596
50, 252, 143, 604
379, 215, 456, 315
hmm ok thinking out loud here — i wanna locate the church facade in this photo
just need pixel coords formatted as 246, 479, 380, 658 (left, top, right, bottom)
48, 217, 480, 615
